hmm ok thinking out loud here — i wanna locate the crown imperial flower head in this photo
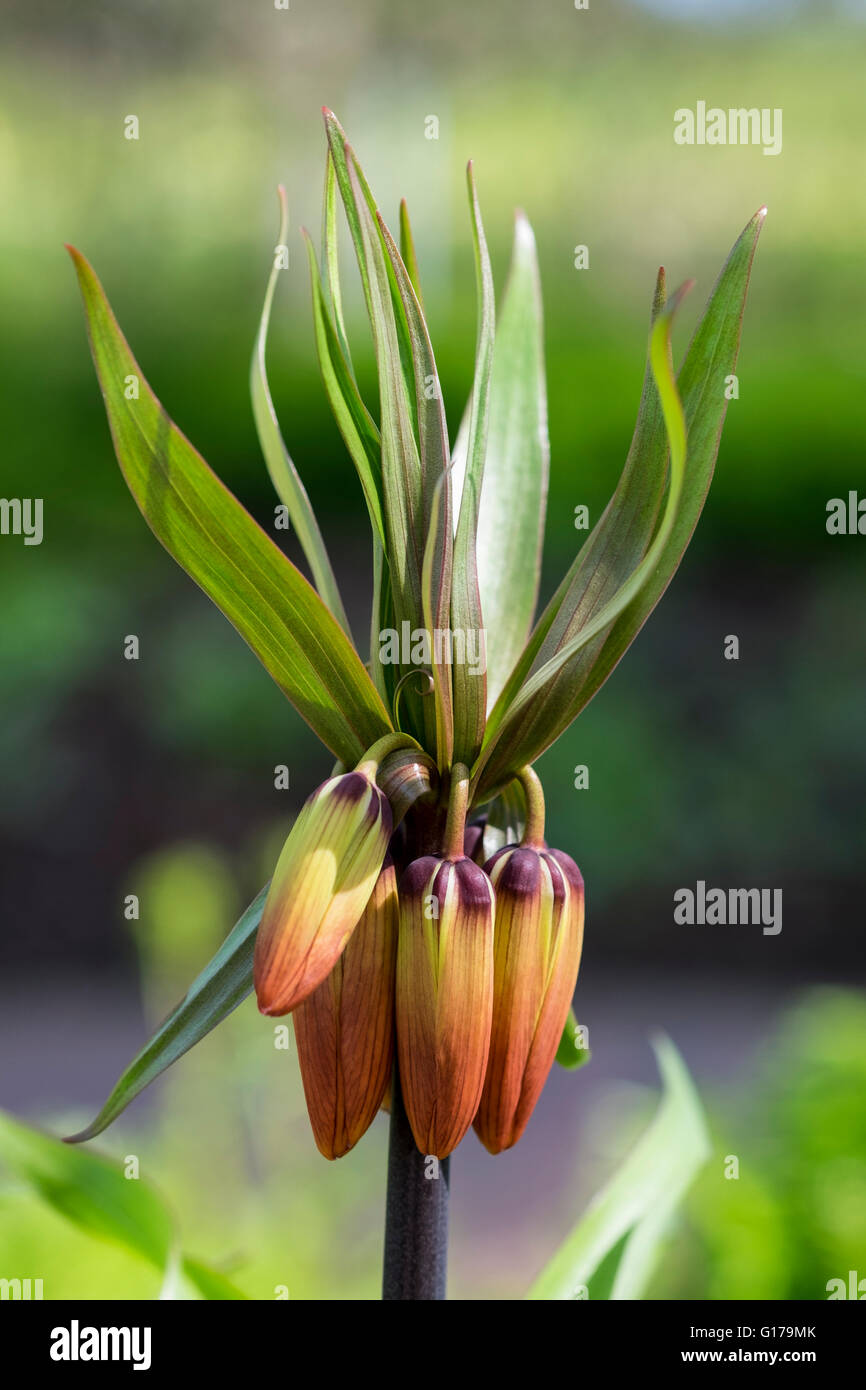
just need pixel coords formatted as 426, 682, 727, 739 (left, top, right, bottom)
67, 97, 762, 1209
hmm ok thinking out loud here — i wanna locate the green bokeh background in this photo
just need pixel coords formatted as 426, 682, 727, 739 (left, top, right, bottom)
1, 0, 864, 1299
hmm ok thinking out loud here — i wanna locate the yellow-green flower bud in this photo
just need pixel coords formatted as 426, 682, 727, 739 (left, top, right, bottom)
254, 771, 391, 1016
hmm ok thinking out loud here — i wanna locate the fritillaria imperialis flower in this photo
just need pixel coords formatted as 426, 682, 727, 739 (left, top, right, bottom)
394, 767, 495, 1158
474, 773, 584, 1153
67, 102, 763, 1195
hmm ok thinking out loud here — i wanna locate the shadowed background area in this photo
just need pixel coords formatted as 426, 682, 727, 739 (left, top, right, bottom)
1, 0, 865, 1299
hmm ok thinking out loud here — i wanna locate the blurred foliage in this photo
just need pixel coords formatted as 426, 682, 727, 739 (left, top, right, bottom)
2, 845, 866, 1297
659, 989, 866, 1299
2, 1, 864, 971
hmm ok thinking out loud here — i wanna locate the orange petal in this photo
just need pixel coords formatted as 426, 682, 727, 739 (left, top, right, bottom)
254, 772, 391, 1015
293, 857, 398, 1158
397, 856, 494, 1158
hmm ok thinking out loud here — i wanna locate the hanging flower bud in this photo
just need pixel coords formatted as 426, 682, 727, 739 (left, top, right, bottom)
463, 816, 488, 865
397, 854, 494, 1159
474, 844, 584, 1154
254, 769, 392, 1016
293, 856, 398, 1158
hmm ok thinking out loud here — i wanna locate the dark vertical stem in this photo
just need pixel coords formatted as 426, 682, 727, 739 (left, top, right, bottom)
382, 1067, 450, 1300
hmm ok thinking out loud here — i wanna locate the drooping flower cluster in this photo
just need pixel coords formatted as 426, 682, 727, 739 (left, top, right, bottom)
67, 96, 762, 1178
253, 739, 584, 1159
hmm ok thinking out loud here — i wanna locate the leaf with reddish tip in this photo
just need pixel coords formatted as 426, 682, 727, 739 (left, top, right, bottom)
251, 185, 351, 634
399, 199, 425, 310
379, 211, 454, 767
302, 228, 385, 546
453, 211, 549, 710
476, 210, 765, 797
451, 163, 494, 767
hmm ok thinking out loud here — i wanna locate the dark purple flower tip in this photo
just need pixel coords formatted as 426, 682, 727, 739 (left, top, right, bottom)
451, 855, 495, 915
330, 771, 374, 806
399, 854, 442, 901
545, 847, 584, 895
492, 846, 542, 899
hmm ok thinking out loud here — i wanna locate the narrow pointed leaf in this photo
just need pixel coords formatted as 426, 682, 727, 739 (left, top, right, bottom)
347, 156, 434, 742
399, 198, 425, 310
379, 211, 454, 765
66, 885, 267, 1143
302, 229, 386, 545
527, 1037, 709, 1300
477, 210, 764, 796
323, 109, 416, 411
251, 185, 351, 634
451, 163, 494, 765
477, 266, 669, 743
469, 211, 550, 708
68, 246, 392, 766
322, 151, 351, 364
487, 281, 689, 726
421, 474, 454, 766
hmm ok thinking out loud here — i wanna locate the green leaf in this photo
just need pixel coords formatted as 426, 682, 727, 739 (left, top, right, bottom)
322, 150, 352, 364
68, 245, 393, 767
476, 276, 689, 791
180, 1255, 248, 1301
487, 283, 689, 724
0, 1110, 246, 1299
399, 199, 425, 309
527, 1036, 709, 1300
324, 112, 445, 741
322, 109, 416, 410
556, 1008, 592, 1071
66, 885, 267, 1144
420, 473, 454, 766
302, 229, 386, 546
451, 163, 495, 766
459, 212, 549, 709
477, 209, 765, 797
379, 211, 454, 767
251, 185, 351, 635
345, 155, 436, 743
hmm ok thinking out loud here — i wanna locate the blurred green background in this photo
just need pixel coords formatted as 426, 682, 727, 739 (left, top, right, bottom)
1, 0, 865, 1298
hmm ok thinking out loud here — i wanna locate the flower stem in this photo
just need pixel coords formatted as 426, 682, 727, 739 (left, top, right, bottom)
356, 731, 422, 782
517, 764, 546, 848
442, 763, 470, 860
382, 1065, 450, 1300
